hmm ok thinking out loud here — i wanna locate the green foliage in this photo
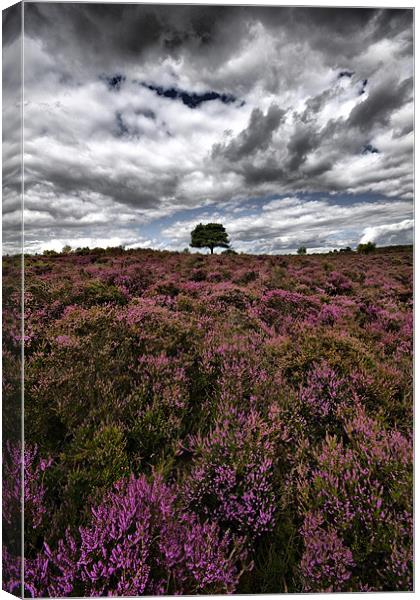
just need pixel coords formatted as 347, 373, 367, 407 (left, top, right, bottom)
77, 280, 127, 306
234, 270, 258, 285
65, 425, 130, 496
297, 247, 307, 255
190, 222, 230, 254
357, 241, 376, 254
74, 247, 92, 255
268, 265, 288, 289
242, 512, 300, 593
155, 281, 180, 297
56, 425, 130, 530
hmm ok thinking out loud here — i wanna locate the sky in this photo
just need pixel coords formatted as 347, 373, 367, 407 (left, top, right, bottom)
2, 2, 414, 254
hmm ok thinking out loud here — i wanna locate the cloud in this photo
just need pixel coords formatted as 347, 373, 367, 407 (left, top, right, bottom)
348, 75, 413, 132
160, 195, 413, 254
359, 219, 413, 245
2, 2, 23, 254
4, 4, 412, 255
212, 104, 286, 162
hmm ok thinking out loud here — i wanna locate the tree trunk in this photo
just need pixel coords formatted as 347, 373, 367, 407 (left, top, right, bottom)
210, 247, 214, 254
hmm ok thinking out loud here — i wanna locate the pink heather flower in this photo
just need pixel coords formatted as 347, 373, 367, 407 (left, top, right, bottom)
300, 511, 355, 592
3, 442, 53, 532
183, 407, 277, 540
20, 474, 249, 597
55, 334, 73, 347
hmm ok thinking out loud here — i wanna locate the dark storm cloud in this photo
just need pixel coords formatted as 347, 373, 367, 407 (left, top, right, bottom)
256, 7, 412, 62
286, 125, 319, 172
25, 3, 164, 59
24, 5, 414, 89
15, 3, 413, 254
24, 3, 242, 72
25, 4, 413, 58
302, 89, 335, 119
24, 156, 179, 212
370, 8, 413, 48
212, 105, 286, 162
243, 162, 285, 186
2, 2, 23, 254
348, 76, 413, 132
210, 66, 412, 194
2, 1, 21, 47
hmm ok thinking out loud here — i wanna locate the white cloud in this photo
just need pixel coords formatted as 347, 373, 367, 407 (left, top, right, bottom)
161, 196, 413, 254
359, 219, 413, 245
7, 5, 412, 255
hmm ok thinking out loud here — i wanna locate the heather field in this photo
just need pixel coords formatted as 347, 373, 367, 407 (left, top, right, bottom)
2, 245, 413, 595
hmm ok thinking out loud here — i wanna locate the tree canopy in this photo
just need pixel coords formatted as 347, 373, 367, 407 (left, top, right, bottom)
190, 223, 230, 254
357, 241, 376, 254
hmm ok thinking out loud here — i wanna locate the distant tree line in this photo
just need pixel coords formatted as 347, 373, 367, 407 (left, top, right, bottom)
40, 234, 377, 258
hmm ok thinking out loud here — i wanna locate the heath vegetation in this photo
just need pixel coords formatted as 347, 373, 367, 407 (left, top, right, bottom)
2, 245, 413, 595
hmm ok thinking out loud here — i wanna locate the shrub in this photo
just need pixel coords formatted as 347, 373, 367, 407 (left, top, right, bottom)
183, 407, 278, 541
22, 475, 249, 597
124, 354, 189, 463
60, 425, 130, 525
3, 442, 53, 538
357, 241, 376, 254
297, 406, 413, 591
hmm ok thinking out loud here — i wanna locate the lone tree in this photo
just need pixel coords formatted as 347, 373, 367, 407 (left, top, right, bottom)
297, 246, 307, 255
190, 223, 230, 254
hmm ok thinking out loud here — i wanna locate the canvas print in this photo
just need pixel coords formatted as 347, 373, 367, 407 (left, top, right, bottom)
2, 2, 413, 596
